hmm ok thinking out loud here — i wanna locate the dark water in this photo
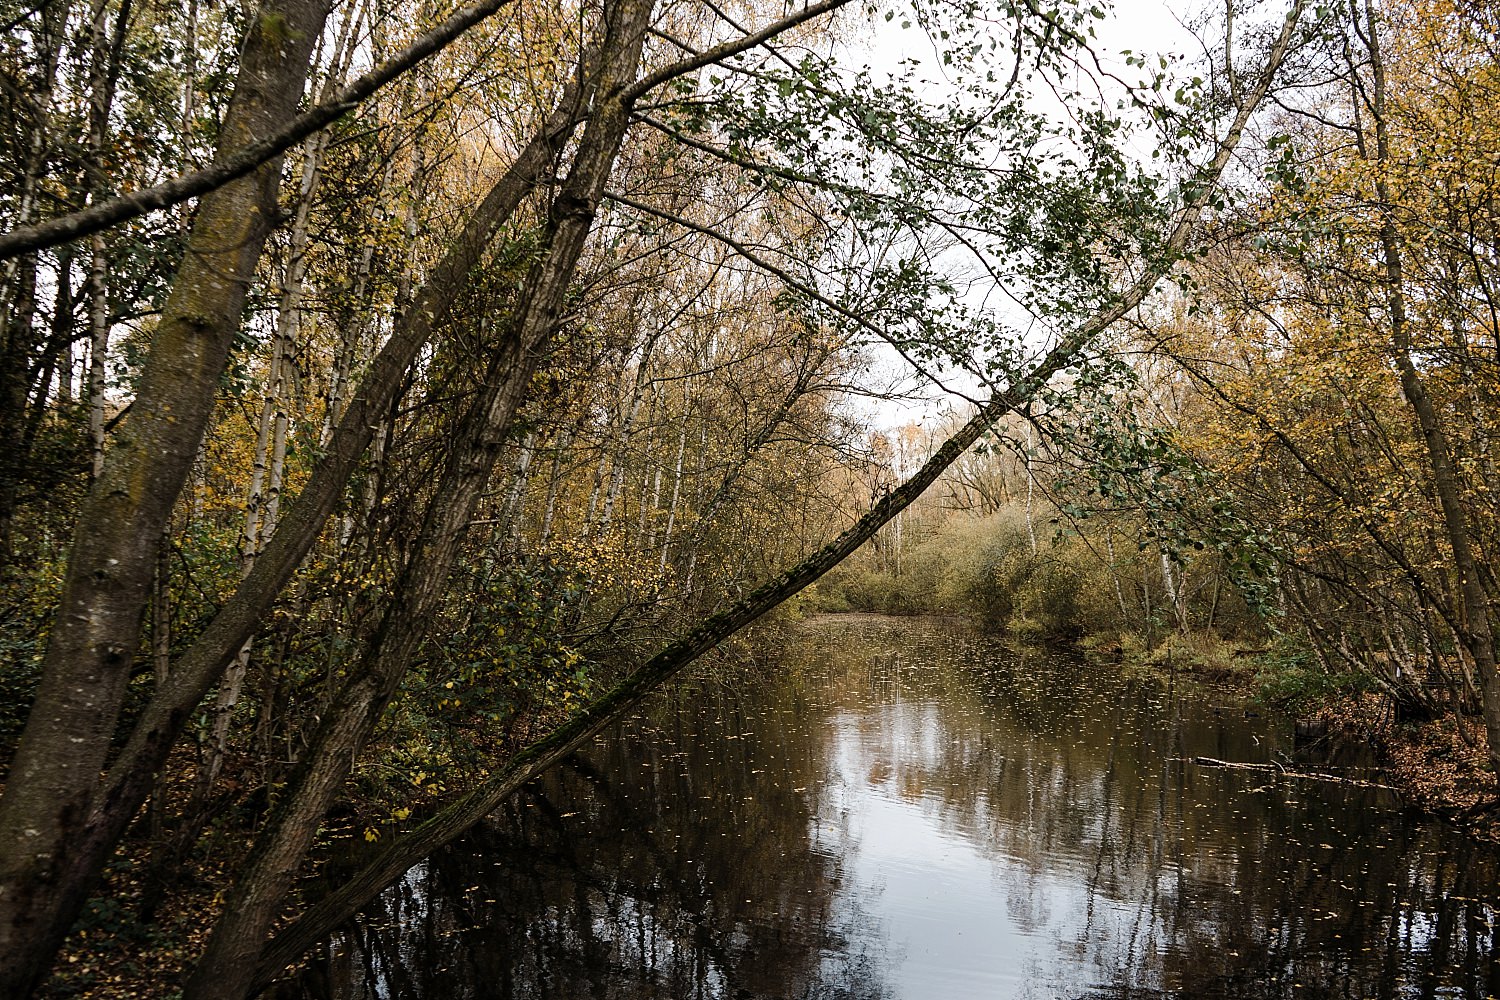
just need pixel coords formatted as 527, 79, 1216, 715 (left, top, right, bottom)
300, 615, 1500, 999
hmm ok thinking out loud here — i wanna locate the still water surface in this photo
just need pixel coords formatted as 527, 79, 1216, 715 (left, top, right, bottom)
305, 615, 1500, 999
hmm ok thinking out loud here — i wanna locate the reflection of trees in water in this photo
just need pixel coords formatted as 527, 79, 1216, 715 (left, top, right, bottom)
792, 617, 1500, 999
289, 672, 892, 1000
1137, 823, 1500, 1000
290, 617, 1500, 1000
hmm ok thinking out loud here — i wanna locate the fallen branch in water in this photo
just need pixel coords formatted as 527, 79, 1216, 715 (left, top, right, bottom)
246, 7, 1311, 987
1178, 756, 1402, 794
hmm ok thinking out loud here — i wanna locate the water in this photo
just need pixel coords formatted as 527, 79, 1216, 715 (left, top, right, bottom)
298, 615, 1500, 999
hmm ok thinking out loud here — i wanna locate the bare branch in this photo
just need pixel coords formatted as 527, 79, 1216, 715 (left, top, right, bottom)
0, 0, 521, 260
622, 0, 851, 103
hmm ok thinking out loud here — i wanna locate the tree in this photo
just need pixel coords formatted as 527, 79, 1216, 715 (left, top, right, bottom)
0, 0, 1304, 992
1130, 0, 1500, 763
0, 0, 335, 986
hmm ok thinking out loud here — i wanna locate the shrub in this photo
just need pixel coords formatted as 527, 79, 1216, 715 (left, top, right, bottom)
1251, 639, 1370, 708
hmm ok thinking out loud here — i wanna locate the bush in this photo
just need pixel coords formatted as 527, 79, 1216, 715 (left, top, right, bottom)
811, 502, 1270, 658
1251, 639, 1370, 708
823, 567, 912, 614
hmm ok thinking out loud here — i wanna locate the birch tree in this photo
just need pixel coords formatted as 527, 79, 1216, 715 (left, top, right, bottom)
0, 0, 1306, 993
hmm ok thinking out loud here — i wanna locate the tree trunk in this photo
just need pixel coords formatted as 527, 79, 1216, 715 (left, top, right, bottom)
1359, 0, 1500, 774
0, 0, 62, 550
600, 329, 659, 534
85, 0, 125, 480
184, 4, 654, 991
539, 422, 577, 547
0, 69, 595, 1000
659, 398, 692, 573
500, 431, 537, 554
0, 1, 335, 991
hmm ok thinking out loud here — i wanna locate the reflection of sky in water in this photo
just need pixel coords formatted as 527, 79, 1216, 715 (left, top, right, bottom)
816, 705, 1147, 999
310, 617, 1500, 1000
789, 619, 1500, 1000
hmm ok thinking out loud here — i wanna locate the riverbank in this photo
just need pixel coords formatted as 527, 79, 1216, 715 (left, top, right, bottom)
1308, 694, 1500, 844
811, 596, 1500, 848
1073, 634, 1500, 847
1075, 627, 1500, 846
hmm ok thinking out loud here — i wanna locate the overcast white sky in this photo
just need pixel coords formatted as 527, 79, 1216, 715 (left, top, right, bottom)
845, 0, 1208, 433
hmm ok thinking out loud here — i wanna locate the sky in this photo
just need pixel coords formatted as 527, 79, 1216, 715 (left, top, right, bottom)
844, 0, 1210, 433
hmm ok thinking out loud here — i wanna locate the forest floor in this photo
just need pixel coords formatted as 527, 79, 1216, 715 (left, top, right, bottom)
1314, 694, 1500, 844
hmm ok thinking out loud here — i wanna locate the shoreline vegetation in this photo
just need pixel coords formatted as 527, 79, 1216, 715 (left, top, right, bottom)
5, 0, 1500, 993
800, 506, 1500, 846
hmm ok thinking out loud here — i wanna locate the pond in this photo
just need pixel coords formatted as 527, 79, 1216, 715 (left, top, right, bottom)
297, 615, 1500, 999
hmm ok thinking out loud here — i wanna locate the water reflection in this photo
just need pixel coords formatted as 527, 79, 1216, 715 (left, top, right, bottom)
292, 616, 1500, 999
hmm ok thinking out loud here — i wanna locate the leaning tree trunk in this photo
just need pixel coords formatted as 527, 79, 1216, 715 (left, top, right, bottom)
0, 13, 610, 997
182, 4, 655, 991
0, 0, 334, 992
0, 61, 597, 1000
243, 11, 1306, 982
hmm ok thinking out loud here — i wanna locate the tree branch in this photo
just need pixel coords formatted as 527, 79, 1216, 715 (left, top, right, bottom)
249, 1, 1306, 985
0, 0, 521, 260
621, 0, 851, 103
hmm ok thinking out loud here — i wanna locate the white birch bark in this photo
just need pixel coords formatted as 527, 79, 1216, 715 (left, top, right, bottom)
200, 5, 366, 791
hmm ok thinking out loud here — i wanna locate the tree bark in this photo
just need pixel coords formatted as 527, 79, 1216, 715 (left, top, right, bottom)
84, 0, 129, 480
183, 3, 655, 990
0, 1, 334, 991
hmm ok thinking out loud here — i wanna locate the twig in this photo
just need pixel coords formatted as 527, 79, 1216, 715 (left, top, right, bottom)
1179, 755, 1401, 793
